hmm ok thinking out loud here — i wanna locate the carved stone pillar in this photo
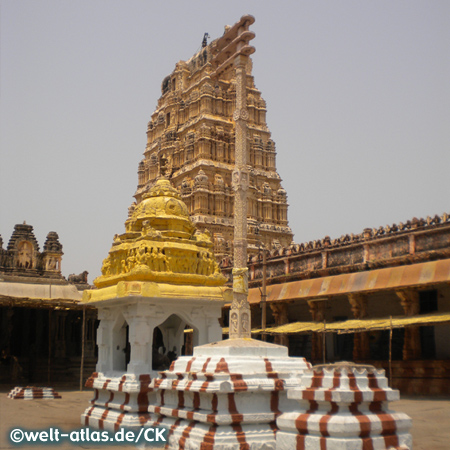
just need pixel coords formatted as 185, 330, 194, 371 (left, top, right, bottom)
270, 303, 289, 347
321, 251, 328, 269
408, 234, 416, 255
363, 228, 372, 262
308, 300, 325, 361
126, 317, 151, 374
229, 54, 251, 339
184, 331, 193, 355
348, 293, 370, 361
396, 290, 421, 360
96, 309, 113, 373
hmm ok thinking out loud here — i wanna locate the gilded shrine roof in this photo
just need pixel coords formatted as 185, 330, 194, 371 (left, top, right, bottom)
84, 179, 229, 303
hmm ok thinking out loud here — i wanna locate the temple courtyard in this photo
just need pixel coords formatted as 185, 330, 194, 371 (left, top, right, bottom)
1, 13, 449, 450
0, 386, 449, 450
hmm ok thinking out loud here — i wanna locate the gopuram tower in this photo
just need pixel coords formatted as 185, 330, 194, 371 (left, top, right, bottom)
134, 16, 293, 261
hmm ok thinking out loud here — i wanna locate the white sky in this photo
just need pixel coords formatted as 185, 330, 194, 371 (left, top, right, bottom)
1, 1, 449, 283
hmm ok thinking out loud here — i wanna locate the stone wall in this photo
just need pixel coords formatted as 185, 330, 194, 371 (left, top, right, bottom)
220, 212, 450, 285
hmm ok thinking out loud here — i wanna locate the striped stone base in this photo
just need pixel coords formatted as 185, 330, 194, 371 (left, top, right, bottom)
7, 386, 62, 400
276, 362, 413, 450
81, 372, 156, 431
149, 338, 311, 450
157, 416, 279, 450
277, 433, 411, 450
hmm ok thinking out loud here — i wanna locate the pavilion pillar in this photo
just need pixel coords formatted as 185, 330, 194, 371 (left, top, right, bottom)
308, 300, 325, 361
1, 307, 14, 357
21, 309, 31, 357
95, 309, 114, 374
396, 290, 421, 360
55, 311, 68, 358
348, 293, 370, 360
85, 310, 97, 358
124, 314, 151, 374
184, 331, 193, 355
270, 303, 289, 347
35, 309, 44, 356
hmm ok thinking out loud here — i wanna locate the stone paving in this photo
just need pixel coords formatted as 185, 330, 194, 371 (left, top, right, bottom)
0, 387, 449, 449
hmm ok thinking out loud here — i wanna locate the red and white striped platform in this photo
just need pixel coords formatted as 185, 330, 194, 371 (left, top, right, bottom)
81, 372, 156, 431
148, 338, 311, 450
7, 386, 61, 400
276, 362, 412, 450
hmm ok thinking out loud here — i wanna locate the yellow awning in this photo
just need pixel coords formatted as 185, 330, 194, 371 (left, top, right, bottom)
259, 311, 450, 335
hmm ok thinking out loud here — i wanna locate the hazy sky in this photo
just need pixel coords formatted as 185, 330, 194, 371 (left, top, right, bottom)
1, 1, 449, 283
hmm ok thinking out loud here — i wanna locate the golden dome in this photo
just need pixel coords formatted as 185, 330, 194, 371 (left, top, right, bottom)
130, 179, 194, 238
139, 179, 188, 216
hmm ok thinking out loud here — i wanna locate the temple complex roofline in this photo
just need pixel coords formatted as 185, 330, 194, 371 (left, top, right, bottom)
219, 210, 450, 286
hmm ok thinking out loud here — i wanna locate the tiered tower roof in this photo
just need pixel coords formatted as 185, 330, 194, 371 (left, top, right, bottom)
134, 17, 293, 261
87, 179, 229, 302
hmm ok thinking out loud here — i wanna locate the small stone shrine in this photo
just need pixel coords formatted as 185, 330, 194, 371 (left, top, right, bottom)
81, 178, 231, 430
276, 362, 412, 450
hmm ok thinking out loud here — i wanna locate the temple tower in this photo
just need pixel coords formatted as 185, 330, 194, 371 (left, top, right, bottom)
134, 19, 293, 261
1, 222, 64, 279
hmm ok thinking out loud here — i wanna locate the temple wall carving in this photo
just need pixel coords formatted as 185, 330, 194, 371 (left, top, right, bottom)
228, 211, 450, 285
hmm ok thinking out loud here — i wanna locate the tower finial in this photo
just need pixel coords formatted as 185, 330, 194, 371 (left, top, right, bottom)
202, 32, 209, 48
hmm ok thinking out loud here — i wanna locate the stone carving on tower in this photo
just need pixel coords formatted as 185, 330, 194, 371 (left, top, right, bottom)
134, 19, 293, 262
